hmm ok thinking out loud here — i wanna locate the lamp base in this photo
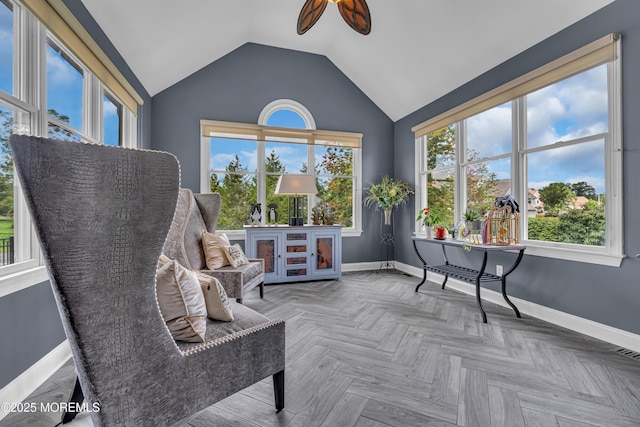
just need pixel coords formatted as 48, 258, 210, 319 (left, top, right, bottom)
289, 217, 304, 226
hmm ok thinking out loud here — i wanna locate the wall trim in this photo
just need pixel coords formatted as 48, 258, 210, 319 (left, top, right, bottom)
0, 340, 72, 421
342, 261, 381, 272
395, 261, 640, 354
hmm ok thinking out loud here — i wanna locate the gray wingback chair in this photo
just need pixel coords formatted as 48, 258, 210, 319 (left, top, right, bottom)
163, 188, 264, 303
10, 135, 285, 426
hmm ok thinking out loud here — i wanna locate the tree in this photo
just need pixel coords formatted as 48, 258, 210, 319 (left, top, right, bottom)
264, 150, 289, 224
426, 126, 456, 226
467, 150, 498, 217
569, 181, 596, 199
210, 155, 255, 229
556, 200, 605, 246
0, 111, 14, 217
539, 182, 575, 216
317, 147, 353, 227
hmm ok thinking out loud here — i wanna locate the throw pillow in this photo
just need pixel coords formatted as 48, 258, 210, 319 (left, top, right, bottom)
156, 254, 207, 342
194, 271, 234, 322
201, 231, 231, 270
223, 243, 249, 268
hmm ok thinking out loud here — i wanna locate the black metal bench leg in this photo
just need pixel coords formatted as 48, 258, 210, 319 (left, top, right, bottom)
61, 376, 84, 424
260, 282, 264, 299
273, 370, 285, 413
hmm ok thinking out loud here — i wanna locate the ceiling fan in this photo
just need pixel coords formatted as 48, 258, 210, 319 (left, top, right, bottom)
297, 0, 372, 35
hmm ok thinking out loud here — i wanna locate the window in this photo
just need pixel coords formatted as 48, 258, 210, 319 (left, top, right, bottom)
0, 0, 141, 293
415, 34, 622, 266
202, 100, 362, 239
103, 92, 122, 146
0, 0, 13, 95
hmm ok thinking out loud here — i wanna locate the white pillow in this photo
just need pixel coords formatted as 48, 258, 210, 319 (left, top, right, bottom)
201, 231, 231, 269
194, 271, 234, 322
156, 255, 207, 342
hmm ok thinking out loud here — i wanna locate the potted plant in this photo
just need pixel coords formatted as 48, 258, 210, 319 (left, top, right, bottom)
416, 207, 443, 239
463, 208, 483, 231
364, 175, 413, 225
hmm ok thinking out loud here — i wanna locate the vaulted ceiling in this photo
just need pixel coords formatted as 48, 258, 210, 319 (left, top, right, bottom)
80, 0, 615, 121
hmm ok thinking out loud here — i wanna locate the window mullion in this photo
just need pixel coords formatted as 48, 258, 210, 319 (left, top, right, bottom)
257, 140, 266, 224
455, 121, 465, 223
513, 97, 526, 238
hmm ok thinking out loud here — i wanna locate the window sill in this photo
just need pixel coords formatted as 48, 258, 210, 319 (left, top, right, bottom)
0, 266, 50, 298
522, 241, 624, 267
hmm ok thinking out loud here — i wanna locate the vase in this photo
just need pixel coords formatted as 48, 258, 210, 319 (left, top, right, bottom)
383, 209, 392, 225
435, 227, 447, 239
424, 226, 433, 239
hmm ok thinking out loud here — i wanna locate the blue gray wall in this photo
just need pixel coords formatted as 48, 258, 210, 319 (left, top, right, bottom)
0, 0, 152, 389
394, 0, 640, 335
150, 43, 395, 263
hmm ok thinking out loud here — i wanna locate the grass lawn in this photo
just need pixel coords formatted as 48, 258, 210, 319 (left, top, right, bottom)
0, 217, 14, 240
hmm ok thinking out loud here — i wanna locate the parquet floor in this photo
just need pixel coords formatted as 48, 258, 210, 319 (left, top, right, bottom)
3, 271, 640, 426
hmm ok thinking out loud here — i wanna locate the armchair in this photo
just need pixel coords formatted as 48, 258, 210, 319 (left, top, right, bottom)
10, 135, 285, 426
163, 188, 265, 303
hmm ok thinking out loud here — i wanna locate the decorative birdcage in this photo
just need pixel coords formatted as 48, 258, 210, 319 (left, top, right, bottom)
486, 205, 519, 245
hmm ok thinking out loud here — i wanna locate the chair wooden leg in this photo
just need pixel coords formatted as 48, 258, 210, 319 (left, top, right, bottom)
260, 282, 264, 298
273, 370, 285, 413
61, 376, 84, 424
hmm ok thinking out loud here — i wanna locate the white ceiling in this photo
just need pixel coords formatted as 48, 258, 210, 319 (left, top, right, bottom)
80, 0, 615, 121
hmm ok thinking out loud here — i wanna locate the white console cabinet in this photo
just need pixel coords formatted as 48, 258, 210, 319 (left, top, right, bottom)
245, 225, 342, 284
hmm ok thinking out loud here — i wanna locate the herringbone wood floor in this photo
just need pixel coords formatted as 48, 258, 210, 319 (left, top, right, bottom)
3, 271, 640, 426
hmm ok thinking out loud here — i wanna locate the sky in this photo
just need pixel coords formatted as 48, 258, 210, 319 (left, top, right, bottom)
465, 64, 607, 194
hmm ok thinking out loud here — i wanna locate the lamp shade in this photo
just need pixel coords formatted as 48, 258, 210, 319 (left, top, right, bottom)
275, 174, 317, 195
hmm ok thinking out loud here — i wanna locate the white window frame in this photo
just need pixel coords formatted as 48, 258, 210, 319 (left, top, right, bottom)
201, 101, 363, 240
415, 41, 623, 267
0, 0, 138, 295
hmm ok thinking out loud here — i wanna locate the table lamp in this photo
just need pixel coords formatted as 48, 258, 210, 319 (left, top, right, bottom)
275, 174, 317, 226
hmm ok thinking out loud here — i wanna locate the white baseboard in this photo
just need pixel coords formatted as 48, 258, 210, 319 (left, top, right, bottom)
342, 261, 382, 272
0, 340, 72, 421
395, 261, 640, 354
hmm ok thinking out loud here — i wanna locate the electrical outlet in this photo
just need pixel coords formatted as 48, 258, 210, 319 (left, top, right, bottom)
496, 265, 503, 276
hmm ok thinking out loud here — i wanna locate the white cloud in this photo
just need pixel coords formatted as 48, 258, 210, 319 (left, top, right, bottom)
103, 98, 118, 117
467, 104, 512, 158
46, 53, 80, 86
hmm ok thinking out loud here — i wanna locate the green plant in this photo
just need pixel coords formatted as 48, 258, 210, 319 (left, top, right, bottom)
416, 207, 443, 228
364, 175, 413, 211
463, 208, 480, 221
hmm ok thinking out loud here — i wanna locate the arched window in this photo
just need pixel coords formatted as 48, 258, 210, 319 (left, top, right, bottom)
258, 99, 316, 129
201, 99, 362, 238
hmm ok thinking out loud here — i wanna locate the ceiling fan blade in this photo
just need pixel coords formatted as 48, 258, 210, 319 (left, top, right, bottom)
337, 0, 371, 35
297, 0, 328, 35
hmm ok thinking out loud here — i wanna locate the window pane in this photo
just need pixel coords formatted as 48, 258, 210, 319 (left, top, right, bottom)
527, 64, 608, 149
0, 0, 13, 95
427, 169, 455, 227
426, 125, 456, 169
467, 102, 512, 159
467, 158, 510, 218
265, 142, 307, 174
265, 109, 307, 128
103, 93, 121, 146
526, 139, 605, 246
47, 40, 83, 132
0, 105, 14, 266
315, 146, 353, 176
317, 176, 353, 227
48, 122, 81, 141
210, 137, 257, 173
209, 172, 257, 229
